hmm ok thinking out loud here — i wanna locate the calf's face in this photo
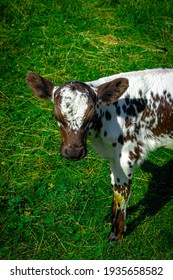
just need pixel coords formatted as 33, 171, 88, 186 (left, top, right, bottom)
26, 72, 129, 160
53, 82, 96, 160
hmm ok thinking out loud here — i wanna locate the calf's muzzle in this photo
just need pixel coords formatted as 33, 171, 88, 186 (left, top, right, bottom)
60, 144, 87, 160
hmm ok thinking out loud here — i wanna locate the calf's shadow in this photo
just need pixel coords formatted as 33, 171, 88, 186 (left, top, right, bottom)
126, 158, 173, 236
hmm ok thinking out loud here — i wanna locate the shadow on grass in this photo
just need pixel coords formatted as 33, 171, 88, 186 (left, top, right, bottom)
126, 159, 173, 236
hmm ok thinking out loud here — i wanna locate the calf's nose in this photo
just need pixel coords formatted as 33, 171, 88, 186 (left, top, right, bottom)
61, 145, 87, 160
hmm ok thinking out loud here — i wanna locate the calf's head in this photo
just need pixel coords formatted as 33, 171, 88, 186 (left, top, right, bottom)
26, 73, 129, 160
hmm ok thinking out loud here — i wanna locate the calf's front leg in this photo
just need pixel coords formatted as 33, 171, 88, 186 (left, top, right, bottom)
108, 184, 131, 242
109, 160, 132, 242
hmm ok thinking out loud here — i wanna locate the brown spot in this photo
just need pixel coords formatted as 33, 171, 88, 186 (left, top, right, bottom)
142, 92, 173, 137
124, 130, 135, 142
113, 184, 130, 201
129, 150, 135, 161
152, 96, 173, 136
129, 142, 143, 162
128, 160, 133, 169
125, 117, 132, 128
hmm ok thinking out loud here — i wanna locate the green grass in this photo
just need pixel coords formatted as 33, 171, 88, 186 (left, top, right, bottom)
0, 0, 173, 260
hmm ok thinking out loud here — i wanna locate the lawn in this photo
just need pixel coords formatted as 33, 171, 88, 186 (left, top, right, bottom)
0, 0, 173, 260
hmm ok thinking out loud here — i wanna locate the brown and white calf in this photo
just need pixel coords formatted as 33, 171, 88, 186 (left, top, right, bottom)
26, 68, 173, 241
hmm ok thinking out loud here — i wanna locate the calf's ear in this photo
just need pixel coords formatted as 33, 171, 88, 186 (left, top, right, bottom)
26, 72, 55, 99
97, 78, 129, 104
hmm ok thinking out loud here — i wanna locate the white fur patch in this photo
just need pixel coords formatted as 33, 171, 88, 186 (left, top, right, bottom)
52, 86, 59, 102
60, 86, 89, 131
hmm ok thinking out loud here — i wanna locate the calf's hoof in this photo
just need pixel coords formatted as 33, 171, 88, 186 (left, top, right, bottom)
108, 231, 123, 243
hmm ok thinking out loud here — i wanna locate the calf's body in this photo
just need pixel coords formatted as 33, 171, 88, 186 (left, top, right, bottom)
26, 68, 173, 241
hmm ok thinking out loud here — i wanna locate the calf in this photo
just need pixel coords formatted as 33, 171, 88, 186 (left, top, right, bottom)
26, 68, 173, 241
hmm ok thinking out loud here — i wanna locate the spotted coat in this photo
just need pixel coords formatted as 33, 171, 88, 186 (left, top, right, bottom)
26, 68, 173, 242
